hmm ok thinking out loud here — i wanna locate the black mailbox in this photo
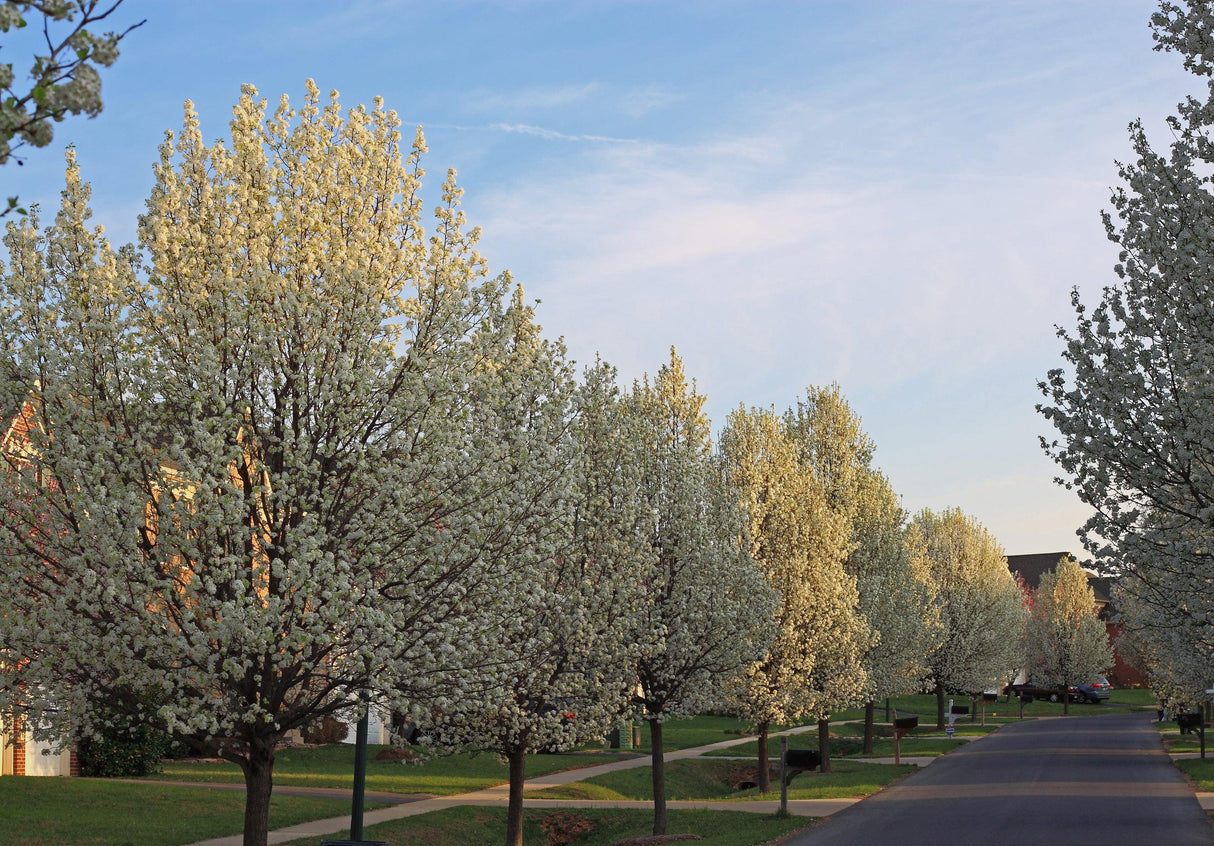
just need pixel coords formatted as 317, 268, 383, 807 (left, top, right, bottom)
894, 715, 918, 732
950, 704, 970, 715
1178, 712, 1204, 734
784, 749, 822, 770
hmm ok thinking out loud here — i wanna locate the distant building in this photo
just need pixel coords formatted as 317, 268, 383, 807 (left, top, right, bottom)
1006, 552, 1146, 687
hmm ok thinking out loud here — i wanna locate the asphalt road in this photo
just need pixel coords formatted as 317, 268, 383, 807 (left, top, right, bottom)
783, 712, 1213, 846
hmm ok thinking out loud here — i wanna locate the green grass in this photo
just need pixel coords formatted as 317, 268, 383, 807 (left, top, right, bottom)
1109, 687, 1157, 707
1161, 730, 1206, 753
704, 735, 969, 759
1174, 757, 1214, 790
148, 743, 638, 795
278, 805, 814, 846
619, 713, 762, 754
877, 690, 1155, 723
0, 777, 365, 846
529, 756, 913, 801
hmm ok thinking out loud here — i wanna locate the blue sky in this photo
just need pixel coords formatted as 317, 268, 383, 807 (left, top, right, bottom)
2, 1, 1196, 557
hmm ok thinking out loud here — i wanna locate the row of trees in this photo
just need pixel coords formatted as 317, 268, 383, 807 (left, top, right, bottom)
0, 81, 1109, 846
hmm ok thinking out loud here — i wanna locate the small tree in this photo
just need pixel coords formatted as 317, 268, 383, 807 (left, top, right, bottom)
719, 405, 867, 792
911, 508, 1027, 729
850, 470, 938, 752
431, 359, 653, 846
784, 385, 937, 762
629, 349, 773, 835
1025, 556, 1113, 715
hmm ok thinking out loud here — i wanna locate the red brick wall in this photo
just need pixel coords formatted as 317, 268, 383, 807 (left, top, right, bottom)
1107, 622, 1148, 688
12, 714, 24, 776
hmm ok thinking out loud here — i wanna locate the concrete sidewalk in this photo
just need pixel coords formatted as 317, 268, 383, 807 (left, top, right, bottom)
184, 722, 920, 846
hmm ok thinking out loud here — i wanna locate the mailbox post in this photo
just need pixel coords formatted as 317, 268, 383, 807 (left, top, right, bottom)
946, 699, 968, 738
893, 713, 918, 765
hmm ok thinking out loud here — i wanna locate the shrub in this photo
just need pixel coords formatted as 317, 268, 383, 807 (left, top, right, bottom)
77, 721, 171, 777
302, 716, 349, 745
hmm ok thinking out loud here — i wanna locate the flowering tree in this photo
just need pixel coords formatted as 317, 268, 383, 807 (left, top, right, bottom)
719, 404, 867, 792
0, 83, 540, 846
849, 469, 938, 752
783, 385, 937, 763
1024, 556, 1112, 715
0, 1, 143, 214
628, 349, 773, 834
911, 508, 1026, 729
1038, 0, 1214, 694
430, 358, 652, 846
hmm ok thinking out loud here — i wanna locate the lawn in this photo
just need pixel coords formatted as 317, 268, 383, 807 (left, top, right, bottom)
148, 743, 638, 795
703, 735, 959, 759
528, 756, 914, 801
1174, 757, 1214, 790
277, 806, 814, 846
1109, 687, 1157, 708
0, 777, 363, 846
876, 691, 1156, 724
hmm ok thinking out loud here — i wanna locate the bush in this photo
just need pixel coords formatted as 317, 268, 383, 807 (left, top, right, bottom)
302, 716, 349, 745
78, 721, 171, 777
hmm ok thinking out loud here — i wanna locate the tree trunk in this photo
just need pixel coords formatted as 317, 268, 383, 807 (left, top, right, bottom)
757, 721, 771, 794
1063, 681, 1070, 716
817, 718, 831, 774
238, 738, 277, 846
505, 745, 527, 846
863, 700, 875, 755
648, 719, 666, 835
935, 682, 946, 731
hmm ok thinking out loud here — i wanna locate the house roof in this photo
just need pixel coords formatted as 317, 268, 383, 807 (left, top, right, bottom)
1006, 552, 1071, 590
1006, 551, 1112, 607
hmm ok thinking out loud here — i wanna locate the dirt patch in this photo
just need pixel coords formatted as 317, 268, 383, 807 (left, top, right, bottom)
540, 810, 597, 846
373, 746, 417, 762
718, 761, 764, 791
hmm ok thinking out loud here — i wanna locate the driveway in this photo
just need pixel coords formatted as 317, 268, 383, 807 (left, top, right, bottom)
781, 712, 1213, 845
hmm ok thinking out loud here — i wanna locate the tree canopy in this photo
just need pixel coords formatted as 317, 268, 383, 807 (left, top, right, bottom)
0, 82, 563, 846
1039, 0, 1214, 694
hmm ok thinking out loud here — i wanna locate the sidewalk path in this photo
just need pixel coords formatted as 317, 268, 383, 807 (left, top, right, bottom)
184, 722, 901, 846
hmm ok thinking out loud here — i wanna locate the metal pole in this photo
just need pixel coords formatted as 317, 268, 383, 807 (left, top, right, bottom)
351, 706, 369, 840
780, 737, 788, 813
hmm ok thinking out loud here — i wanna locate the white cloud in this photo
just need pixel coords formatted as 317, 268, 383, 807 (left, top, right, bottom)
488, 122, 641, 144
620, 85, 682, 118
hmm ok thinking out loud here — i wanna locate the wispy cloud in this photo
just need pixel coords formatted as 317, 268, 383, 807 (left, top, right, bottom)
489, 123, 641, 144
620, 85, 681, 118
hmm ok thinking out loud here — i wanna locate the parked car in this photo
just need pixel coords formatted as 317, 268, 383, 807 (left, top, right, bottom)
1076, 678, 1112, 704
1003, 681, 1081, 703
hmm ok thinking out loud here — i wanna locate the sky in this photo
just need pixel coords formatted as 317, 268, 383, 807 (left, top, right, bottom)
1, 1, 1198, 558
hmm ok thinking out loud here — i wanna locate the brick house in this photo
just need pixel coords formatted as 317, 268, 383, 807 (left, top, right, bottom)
0, 390, 80, 776
1006, 552, 1147, 687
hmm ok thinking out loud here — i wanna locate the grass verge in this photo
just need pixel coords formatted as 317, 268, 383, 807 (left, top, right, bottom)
276, 805, 814, 846
0, 777, 365, 846
147, 743, 637, 795
704, 734, 967, 759
529, 757, 913, 801
1174, 757, 1214, 790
